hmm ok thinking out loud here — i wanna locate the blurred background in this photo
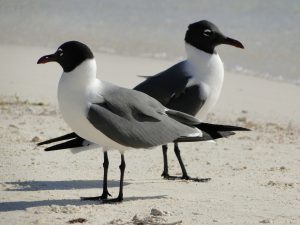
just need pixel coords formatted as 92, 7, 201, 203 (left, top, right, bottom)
0, 0, 299, 84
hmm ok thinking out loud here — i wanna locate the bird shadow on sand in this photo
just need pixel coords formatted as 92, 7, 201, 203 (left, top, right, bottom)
0, 195, 168, 212
4, 180, 127, 191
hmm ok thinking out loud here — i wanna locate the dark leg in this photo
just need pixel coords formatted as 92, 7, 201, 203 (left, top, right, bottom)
164, 143, 211, 182
174, 142, 189, 178
81, 151, 111, 201
101, 151, 111, 199
161, 145, 169, 178
102, 154, 125, 203
118, 154, 126, 200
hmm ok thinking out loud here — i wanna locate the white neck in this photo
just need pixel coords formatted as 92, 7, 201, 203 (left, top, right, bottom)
57, 58, 127, 151
185, 43, 220, 68
61, 59, 97, 87
184, 43, 225, 119
57, 58, 99, 121
184, 43, 224, 84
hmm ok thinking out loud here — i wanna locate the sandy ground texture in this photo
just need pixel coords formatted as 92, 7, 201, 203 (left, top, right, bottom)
0, 44, 300, 224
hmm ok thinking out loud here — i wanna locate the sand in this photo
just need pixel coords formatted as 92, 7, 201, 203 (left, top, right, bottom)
0, 44, 299, 225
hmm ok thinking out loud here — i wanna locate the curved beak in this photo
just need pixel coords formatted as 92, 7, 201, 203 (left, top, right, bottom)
222, 36, 244, 49
37, 53, 57, 64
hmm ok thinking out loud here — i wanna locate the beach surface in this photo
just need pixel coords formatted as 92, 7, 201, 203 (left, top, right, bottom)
0, 44, 299, 225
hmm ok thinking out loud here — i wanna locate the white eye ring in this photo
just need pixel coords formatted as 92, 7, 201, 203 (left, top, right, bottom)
57, 48, 63, 56
203, 29, 212, 37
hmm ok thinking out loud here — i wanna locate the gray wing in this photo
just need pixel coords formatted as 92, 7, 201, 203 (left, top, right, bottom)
134, 61, 191, 106
166, 82, 209, 115
165, 109, 201, 125
87, 87, 200, 149
134, 60, 208, 116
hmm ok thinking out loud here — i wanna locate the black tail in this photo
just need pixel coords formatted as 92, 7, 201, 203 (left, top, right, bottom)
44, 136, 87, 151
37, 132, 79, 146
176, 122, 250, 143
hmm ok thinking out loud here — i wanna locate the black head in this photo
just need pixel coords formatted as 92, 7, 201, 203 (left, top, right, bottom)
185, 20, 244, 54
37, 41, 94, 72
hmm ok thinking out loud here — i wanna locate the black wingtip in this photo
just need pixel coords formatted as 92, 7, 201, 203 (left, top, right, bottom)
37, 132, 80, 146
44, 146, 60, 151
197, 123, 251, 132
137, 75, 151, 79
194, 123, 251, 140
42, 137, 86, 151
229, 126, 251, 131
176, 123, 250, 143
37, 140, 50, 146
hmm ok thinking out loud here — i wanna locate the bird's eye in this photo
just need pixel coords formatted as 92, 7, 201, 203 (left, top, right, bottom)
57, 48, 63, 56
203, 29, 212, 37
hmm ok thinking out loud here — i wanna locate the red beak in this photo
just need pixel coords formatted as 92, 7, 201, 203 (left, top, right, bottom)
37, 53, 57, 64
223, 37, 244, 49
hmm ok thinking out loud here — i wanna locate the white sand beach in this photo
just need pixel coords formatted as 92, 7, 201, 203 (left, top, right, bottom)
0, 44, 299, 225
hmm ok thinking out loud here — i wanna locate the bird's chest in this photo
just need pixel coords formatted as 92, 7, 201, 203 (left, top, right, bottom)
201, 70, 224, 109
57, 75, 126, 150
186, 55, 224, 119
57, 75, 91, 132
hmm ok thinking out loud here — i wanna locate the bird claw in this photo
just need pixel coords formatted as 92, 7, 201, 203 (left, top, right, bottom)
162, 174, 211, 182
81, 191, 112, 201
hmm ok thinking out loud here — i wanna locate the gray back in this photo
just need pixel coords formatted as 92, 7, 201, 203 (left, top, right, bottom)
134, 61, 207, 116
87, 86, 200, 149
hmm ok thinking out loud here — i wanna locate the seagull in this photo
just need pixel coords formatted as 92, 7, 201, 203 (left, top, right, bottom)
37, 40, 249, 203
135, 20, 244, 181
38, 20, 244, 182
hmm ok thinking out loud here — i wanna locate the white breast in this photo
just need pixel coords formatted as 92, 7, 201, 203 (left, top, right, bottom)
57, 59, 127, 151
185, 43, 224, 120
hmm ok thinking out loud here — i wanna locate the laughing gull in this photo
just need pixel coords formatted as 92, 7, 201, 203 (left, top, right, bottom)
135, 20, 244, 181
38, 20, 244, 182
37, 40, 249, 203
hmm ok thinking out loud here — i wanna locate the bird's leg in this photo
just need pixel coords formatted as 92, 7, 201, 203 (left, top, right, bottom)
117, 154, 126, 200
81, 151, 111, 201
174, 142, 189, 178
161, 145, 169, 178
164, 143, 211, 182
101, 151, 111, 199
101, 154, 125, 203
